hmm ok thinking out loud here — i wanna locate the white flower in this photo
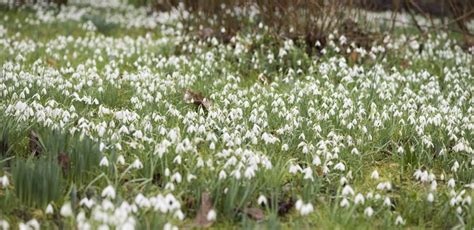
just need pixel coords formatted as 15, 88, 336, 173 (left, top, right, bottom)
370, 170, 379, 180
99, 157, 109, 167
171, 173, 182, 183
289, 164, 301, 174
395, 215, 405, 225
448, 178, 456, 188
430, 180, 437, 191
340, 198, 350, 208
79, 198, 95, 208
302, 167, 314, 181
117, 155, 126, 165
131, 159, 143, 169
427, 193, 434, 203
342, 185, 354, 196
26, 219, 39, 230
102, 185, 116, 199
0, 220, 9, 230
0, 175, 9, 187
99, 142, 107, 152
334, 162, 346, 171
295, 199, 304, 210
312, 156, 321, 166
174, 210, 185, 220
187, 174, 197, 182
163, 223, 178, 230
364, 207, 374, 217
60, 202, 73, 217
376, 182, 392, 191
300, 203, 314, 216
45, 204, 54, 214
207, 209, 217, 221
354, 193, 365, 205
383, 197, 392, 207
219, 170, 227, 180
451, 161, 459, 172
97, 125, 106, 137
463, 196, 472, 205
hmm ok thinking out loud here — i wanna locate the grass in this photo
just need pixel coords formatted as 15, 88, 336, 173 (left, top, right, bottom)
0, 1, 473, 229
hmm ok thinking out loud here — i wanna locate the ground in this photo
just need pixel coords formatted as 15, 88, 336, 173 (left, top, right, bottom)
0, 2, 473, 229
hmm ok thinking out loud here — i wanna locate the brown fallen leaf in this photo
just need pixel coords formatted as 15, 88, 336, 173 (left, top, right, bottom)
277, 197, 294, 216
350, 51, 358, 63
184, 89, 212, 111
199, 27, 215, 40
242, 207, 265, 221
194, 192, 214, 228
400, 59, 410, 69
47, 58, 57, 67
57, 152, 70, 174
463, 35, 474, 51
29, 131, 42, 156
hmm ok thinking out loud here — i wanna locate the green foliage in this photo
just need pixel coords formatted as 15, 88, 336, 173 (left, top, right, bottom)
12, 158, 63, 208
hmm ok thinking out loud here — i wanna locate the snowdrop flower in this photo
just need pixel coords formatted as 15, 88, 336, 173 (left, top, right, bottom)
448, 178, 455, 188
383, 197, 392, 207
342, 185, 354, 196
340, 177, 348, 185
174, 210, 185, 220
334, 162, 345, 171
397, 146, 404, 154
79, 198, 95, 208
99, 142, 107, 152
25, 219, 39, 230
451, 161, 459, 172
340, 198, 350, 208
289, 164, 301, 174
207, 209, 217, 221
60, 202, 73, 217
19, 223, 28, 230
364, 207, 374, 217
302, 167, 314, 181
117, 155, 126, 165
102, 185, 116, 199
258, 195, 267, 206
427, 193, 434, 203
0, 220, 9, 230
171, 173, 182, 183
300, 203, 314, 216
295, 199, 303, 210
187, 174, 197, 182
45, 204, 54, 214
0, 175, 9, 187
99, 156, 109, 167
395, 215, 405, 225
376, 182, 392, 191
163, 223, 178, 230
370, 170, 379, 180
430, 180, 437, 191
354, 193, 365, 205
131, 158, 143, 169
218, 170, 227, 180
463, 196, 472, 206
312, 155, 321, 166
